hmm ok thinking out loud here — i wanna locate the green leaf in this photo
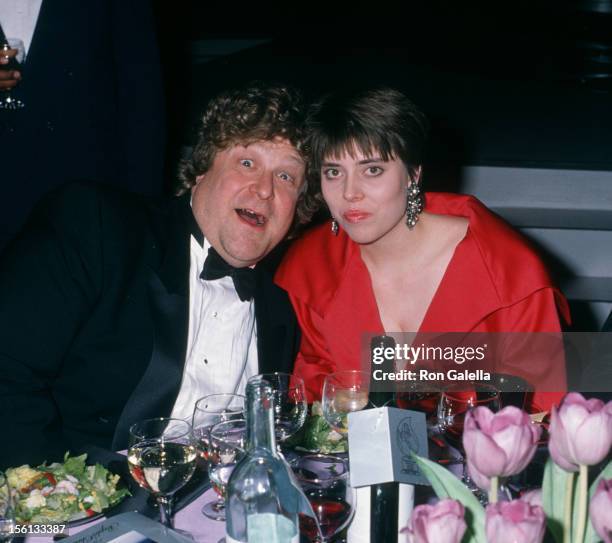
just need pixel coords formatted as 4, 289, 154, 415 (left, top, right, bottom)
412, 454, 486, 543
62, 453, 87, 478
542, 458, 573, 543
583, 460, 612, 543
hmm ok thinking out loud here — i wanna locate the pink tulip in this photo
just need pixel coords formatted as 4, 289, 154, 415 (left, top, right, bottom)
590, 478, 612, 543
485, 500, 546, 543
462, 406, 541, 490
520, 489, 543, 508
401, 499, 466, 543
549, 393, 612, 472
466, 458, 493, 491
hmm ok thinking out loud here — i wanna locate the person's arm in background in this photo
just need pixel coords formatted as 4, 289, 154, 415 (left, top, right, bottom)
110, 0, 165, 195
0, 187, 101, 469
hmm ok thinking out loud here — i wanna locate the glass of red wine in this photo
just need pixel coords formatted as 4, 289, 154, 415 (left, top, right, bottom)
395, 381, 441, 429
0, 38, 25, 110
293, 454, 355, 543
437, 382, 500, 445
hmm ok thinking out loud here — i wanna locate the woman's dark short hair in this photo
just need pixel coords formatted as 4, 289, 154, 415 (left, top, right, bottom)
305, 87, 430, 210
176, 82, 318, 230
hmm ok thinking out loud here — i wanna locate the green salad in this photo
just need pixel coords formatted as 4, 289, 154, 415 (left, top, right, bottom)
286, 402, 348, 454
5, 453, 130, 524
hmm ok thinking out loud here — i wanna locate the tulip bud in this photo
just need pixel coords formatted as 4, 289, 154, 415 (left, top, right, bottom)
462, 406, 540, 490
549, 393, 612, 472
590, 478, 612, 543
485, 500, 546, 543
401, 499, 466, 543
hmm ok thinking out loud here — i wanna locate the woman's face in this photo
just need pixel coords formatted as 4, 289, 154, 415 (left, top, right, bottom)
321, 147, 416, 246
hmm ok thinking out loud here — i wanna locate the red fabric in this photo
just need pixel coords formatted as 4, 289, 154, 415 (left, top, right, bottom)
276, 193, 570, 413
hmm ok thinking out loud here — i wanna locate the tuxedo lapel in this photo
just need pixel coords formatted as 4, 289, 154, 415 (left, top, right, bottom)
112, 196, 191, 449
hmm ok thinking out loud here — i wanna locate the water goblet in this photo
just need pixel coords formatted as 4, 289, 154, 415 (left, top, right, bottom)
293, 454, 356, 542
203, 418, 247, 522
127, 418, 197, 529
192, 393, 245, 469
322, 370, 370, 435
250, 373, 307, 443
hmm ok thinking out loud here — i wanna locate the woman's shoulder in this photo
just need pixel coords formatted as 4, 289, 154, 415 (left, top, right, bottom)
275, 221, 354, 303
429, 193, 557, 299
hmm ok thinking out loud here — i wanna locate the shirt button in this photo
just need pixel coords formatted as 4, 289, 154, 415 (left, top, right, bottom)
212, 311, 218, 318
204, 358, 208, 365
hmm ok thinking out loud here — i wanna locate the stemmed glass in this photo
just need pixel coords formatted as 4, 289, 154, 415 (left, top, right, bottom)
293, 454, 356, 543
322, 370, 370, 435
0, 39, 25, 110
204, 419, 247, 521
437, 383, 500, 500
192, 393, 245, 466
127, 418, 197, 529
0, 471, 15, 543
251, 373, 307, 443
437, 382, 501, 445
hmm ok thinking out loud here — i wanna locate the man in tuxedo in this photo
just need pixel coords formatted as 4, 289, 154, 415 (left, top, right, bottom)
0, 82, 313, 469
0, 0, 164, 250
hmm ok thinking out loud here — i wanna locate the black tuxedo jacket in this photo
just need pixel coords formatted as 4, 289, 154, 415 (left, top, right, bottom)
0, 0, 164, 249
0, 183, 300, 469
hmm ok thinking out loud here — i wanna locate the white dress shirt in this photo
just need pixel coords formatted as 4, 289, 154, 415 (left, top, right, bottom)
0, 0, 43, 55
169, 235, 259, 422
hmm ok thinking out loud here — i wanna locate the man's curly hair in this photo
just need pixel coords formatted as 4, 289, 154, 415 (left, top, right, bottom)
176, 82, 319, 234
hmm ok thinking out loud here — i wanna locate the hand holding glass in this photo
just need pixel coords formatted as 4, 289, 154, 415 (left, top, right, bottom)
0, 38, 25, 110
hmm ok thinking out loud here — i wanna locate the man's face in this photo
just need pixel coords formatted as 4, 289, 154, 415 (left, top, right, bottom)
191, 138, 305, 267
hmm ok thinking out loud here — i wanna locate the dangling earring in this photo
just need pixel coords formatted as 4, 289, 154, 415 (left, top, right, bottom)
405, 181, 423, 229
331, 218, 339, 236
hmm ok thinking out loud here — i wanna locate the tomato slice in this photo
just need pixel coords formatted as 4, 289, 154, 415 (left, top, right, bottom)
42, 472, 57, 486
86, 508, 96, 517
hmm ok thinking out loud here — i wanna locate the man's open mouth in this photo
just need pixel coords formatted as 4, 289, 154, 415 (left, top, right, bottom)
236, 208, 267, 226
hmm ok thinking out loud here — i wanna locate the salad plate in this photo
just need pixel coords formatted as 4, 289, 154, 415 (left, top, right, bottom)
5, 453, 130, 525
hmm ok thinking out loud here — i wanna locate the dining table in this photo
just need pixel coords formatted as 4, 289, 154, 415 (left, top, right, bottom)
23, 487, 227, 543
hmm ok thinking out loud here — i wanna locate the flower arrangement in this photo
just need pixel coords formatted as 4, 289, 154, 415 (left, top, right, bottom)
407, 393, 612, 543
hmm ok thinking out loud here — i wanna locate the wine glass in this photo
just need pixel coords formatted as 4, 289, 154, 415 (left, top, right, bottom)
0, 39, 25, 110
127, 418, 197, 529
204, 418, 247, 522
251, 373, 307, 442
395, 381, 442, 429
437, 382, 501, 444
192, 393, 245, 468
437, 383, 500, 500
0, 471, 15, 543
322, 370, 370, 435
293, 454, 356, 543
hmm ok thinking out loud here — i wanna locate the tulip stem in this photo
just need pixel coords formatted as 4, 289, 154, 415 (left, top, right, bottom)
574, 464, 588, 543
489, 476, 499, 504
563, 471, 575, 543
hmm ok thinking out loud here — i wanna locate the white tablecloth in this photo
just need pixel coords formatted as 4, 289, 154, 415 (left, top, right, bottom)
25, 488, 227, 543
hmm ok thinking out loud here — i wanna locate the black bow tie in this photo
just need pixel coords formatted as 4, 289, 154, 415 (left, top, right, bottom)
200, 247, 257, 302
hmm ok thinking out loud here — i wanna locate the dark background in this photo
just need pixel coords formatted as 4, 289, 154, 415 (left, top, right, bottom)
152, 0, 612, 178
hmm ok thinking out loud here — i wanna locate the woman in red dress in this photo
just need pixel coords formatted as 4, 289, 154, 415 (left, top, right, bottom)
276, 87, 569, 412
